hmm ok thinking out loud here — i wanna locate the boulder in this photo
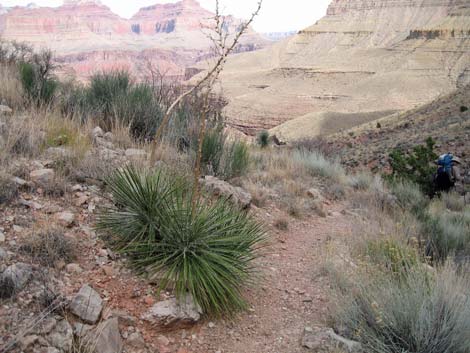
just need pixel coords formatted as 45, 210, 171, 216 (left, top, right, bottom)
200, 176, 252, 209
127, 332, 146, 349
55, 211, 75, 228
0, 262, 33, 298
92, 127, 104, 138
302, 327, 362, 352
307, 188, 324, 201
47, 319, 73, 352
93, 318, 123, 353
142, 295, 202, 328
125, 149, 148, 160
69, 284, 103, 324
0, 105, 13, 115
30, 169, 55, 187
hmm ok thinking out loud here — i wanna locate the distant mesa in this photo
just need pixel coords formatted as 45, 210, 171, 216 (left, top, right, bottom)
0, 0, 269, 79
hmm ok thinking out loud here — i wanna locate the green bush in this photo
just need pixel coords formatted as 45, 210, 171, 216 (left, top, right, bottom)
62, 71, 163, 140
388, 137, 438, 196
201, 128, 226, 175
365, 238, 419, 277
389, 180, 429, 214
331, 265, 470, 353
256, 130, 270, 148
96, 167, 266, 316
222, 141, 250, 179
19, 51, 58, 106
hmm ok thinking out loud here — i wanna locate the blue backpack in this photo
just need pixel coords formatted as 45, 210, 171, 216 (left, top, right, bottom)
437, 153, 453, 175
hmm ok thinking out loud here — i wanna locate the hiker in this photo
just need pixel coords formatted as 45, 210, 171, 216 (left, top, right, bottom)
434, 153, 462, 193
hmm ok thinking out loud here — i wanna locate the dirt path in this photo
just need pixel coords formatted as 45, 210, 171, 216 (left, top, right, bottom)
178, 203, 354, 353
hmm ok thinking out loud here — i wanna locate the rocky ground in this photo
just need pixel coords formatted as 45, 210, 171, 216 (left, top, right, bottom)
0, 110, 358, 353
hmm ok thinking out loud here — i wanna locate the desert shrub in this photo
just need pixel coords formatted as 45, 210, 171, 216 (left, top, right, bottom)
256, 130, 270, 148
331, 265, 470, 353
389, 180, 429, 214
19, 50, 58, 106
348, 172, 373, 191
292, 136, 337, 157
0, 111, 47, 158
19, 229, 76, 267
388, 137, 438, 196
222, 141, 250, 179
422, 208, 470, 262
63, 71, 163, 140
461, 106, 468, 113
0, 63, 24, 109
201, 128, 226, 175
274, 218, 289, 231
96, 166, 266, 316
294, 149, 346, 182
364, 238, 419, 277
0, 172, 18, 204
441, 192, 465, 212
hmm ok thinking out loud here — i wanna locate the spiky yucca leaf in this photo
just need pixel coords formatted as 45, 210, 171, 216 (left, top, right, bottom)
97, 166, 266, 316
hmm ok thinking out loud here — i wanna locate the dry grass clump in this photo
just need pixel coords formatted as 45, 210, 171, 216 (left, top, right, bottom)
0, 63, 24, 110
19, 228, 77, 267
330, 264, 470, 353
274, 218, 289, 231
241, 148, 349, 217
0, 171, 18, 204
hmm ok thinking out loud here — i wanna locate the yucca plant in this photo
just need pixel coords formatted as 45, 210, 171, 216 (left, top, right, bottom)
97, 166, 266, 316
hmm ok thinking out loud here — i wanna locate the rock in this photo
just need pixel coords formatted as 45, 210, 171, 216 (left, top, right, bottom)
69, 284, 103, 324
46, 347, 60, 353
73, 322, 93, 338
302, 327, 362, 352
102, 265, 114, 276
74, 195, 89, 207
13, 176, 28, 187
0, 231, 4, 243
93, 318, 123, 353
143, 295, 202, 328
55, 211, 75, 228
92, 126, 104, 138
20, 335, 40, 351
0, 262, 33, 298
0, 105, 13, 115
127, 332, 146, 349
125, 149, 148, 160
104, 132, 114, 141
200, 176, 252, 209
47, 319, 73, 352
19, 198, 43, 210
33, 317, 57, 335
110, 309, 137, 326
30, 169, 55, 187
0, 247, 7, 261
307, 188, 324, 201
65, 263, 83, 274
46, 147, 71, 158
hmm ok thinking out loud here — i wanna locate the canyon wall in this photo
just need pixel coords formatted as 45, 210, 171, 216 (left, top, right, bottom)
211, 0, 470, 137
0, 0, 269, 79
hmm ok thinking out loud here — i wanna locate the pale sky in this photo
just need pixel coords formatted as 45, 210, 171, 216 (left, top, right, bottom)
0, 0, 331, 32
